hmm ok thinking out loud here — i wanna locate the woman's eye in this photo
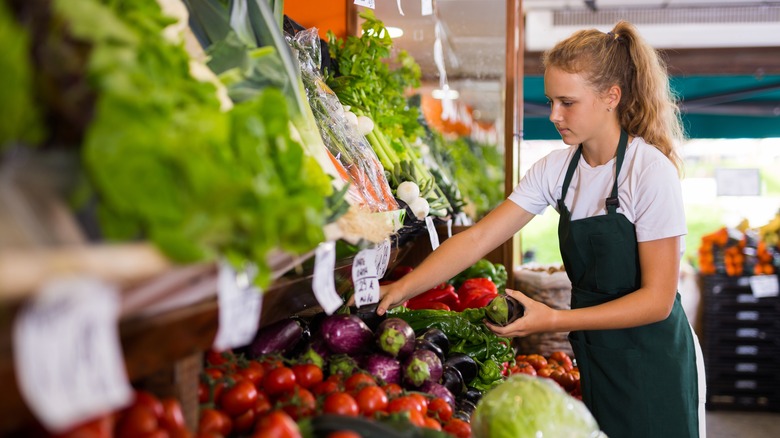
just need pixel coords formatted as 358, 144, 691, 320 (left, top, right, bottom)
562, 101, 573, 106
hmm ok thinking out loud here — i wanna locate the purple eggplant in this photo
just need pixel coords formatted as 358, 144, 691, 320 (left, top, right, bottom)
421, 381, 456, 408
375, 317, 415, 359
321, 314, 374, 355
402, 349, 443, 388
363, 353, 402, 385
440, 365, 466, 395
247, 317, 307, 357
414, 338, 445, 363
419, 328, 450, 358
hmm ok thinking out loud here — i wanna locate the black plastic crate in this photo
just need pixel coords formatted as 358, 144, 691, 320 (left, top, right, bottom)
706, 392, 780, 412
706, 360, 780, 376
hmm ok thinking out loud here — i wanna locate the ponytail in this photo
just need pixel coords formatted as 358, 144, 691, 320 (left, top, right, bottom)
543, 21, 684, 175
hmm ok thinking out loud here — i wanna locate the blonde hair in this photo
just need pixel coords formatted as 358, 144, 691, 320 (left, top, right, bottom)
543, 21, 684, 175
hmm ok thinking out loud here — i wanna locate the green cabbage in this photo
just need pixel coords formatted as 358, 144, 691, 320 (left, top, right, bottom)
472, 374, 607, 438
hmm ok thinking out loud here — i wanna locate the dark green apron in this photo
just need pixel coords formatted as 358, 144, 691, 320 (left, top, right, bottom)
558, 131, 699, 437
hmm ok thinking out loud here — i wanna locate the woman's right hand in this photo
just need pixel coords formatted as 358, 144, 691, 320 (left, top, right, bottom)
376, 282, 410, 316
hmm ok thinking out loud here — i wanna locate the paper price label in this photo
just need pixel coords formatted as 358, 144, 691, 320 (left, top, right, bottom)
213, 262, 263, 351
446, 219, 453, 239
352, 248, 380, 307
313, 242, 343, 315
749, 274, 779, 298
425, 216, 440, 250
13, 278, 133, 433
354, 0, 375, 9
375, 239, 392, 280
421, 0, 433, 16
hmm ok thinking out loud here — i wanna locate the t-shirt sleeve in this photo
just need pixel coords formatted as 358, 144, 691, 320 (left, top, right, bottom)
633, 159, 687, 242
508, 154, 555, 215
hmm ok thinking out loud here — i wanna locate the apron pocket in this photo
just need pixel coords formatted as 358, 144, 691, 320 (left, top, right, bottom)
570, 334, 650, 438
589, 233, 636, 292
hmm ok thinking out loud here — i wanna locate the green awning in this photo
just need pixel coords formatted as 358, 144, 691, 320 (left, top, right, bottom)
522, 75, 780, 140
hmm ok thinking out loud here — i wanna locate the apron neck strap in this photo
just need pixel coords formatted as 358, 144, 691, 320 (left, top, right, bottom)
559, 130, 629, 214
606, 129, 629, 214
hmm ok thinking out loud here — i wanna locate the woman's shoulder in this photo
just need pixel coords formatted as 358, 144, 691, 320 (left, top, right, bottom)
628, 137, 679, 178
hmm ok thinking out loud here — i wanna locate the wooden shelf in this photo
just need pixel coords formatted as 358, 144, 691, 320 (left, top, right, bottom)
0, 237, 419, 433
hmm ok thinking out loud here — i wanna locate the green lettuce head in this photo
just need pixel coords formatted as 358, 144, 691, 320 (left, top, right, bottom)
472, 374, 607, 438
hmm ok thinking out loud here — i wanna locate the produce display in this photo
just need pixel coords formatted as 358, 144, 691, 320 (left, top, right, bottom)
698, 212, 780, 276
1, 1, 583, 437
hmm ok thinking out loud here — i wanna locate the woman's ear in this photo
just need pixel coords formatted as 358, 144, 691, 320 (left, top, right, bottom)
606, 84, 622, 109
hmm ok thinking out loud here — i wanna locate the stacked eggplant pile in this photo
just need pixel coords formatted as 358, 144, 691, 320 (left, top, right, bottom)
248, 308, 485, 419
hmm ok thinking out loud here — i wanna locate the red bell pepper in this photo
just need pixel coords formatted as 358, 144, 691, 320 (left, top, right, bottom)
406, 283, 459, 310
456, 278, 498, 311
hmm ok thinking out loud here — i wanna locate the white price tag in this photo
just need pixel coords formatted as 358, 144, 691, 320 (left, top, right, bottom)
749, 274, 779, 298
354, 0, 375, 9
446, 218, 453, 239
13, 278, 133, 433
313, 242, 343, 315
421, 0, 433, 16
375, 239, 392, 280
213, 262, 263, 351
352, 248, 380, 307
425, 216, 440, 250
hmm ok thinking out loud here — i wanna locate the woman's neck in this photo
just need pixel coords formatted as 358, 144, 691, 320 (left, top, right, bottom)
581, 128, 626, 166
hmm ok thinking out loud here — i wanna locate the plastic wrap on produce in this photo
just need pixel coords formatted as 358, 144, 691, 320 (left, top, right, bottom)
289, 28, 398, 213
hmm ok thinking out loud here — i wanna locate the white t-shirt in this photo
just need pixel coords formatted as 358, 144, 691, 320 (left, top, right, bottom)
508, 136, 687, 243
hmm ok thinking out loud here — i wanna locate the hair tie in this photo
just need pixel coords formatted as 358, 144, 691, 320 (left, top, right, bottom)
607, 31, 622, 42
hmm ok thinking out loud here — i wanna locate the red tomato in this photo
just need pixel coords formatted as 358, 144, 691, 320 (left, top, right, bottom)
443, 418, 472, 438
278, 386, 316, 420
326, 373, 345, 386
220, 379, 259, 416
344, 372, 377, 394
117, 405, 159, 438
326, 432, 361, 438
253, 411, 301, 438
253, 391, 272, 417
548, 351, 574, 372
408, 393, 429, 416
536, 363, 559, 379
510, 361, 537, 376
291, 363, 323, 389
206, 349, 232, 367
551, 369, 578, 391
524, 354, 548, 371
54, 415, 114, 438
133, 391, 164, 419
232, 408, 256, 434
406, 409, 426, 427
427, 397, 453, 423
238, 362, 265, 388
159, 398, 186, 432
381, 383, 403, 399
423, 416, 443, 430
387, 396, 422, 415
259, 357, 285, 373
311, 380, 340, 397
322, 392, 359, 417
355, 386, 388, 416
262, 366, 297, 397
198, 408, 232, 436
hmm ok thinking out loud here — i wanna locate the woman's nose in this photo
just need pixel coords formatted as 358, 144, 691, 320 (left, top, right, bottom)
549, 105, 561, 123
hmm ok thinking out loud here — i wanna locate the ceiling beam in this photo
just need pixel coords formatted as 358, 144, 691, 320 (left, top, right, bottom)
523, 47, 780, 77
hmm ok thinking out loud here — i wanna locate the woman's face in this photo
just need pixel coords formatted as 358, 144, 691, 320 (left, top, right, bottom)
544, 67, 612, 146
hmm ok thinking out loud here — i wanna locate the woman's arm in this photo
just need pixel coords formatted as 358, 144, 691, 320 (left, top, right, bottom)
376, 201, 536, 315
488, 235, 682, 336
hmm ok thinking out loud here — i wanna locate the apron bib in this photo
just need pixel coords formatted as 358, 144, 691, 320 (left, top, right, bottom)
558, 131, 699, 438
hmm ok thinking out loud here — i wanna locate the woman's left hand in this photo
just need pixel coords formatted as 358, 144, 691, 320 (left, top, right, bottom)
484, 288, 559, 338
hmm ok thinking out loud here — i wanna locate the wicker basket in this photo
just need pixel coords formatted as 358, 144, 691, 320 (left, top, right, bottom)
513, 265, 574, 358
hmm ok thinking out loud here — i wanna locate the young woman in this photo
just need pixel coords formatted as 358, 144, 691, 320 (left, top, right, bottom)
376, 21, 705, 437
